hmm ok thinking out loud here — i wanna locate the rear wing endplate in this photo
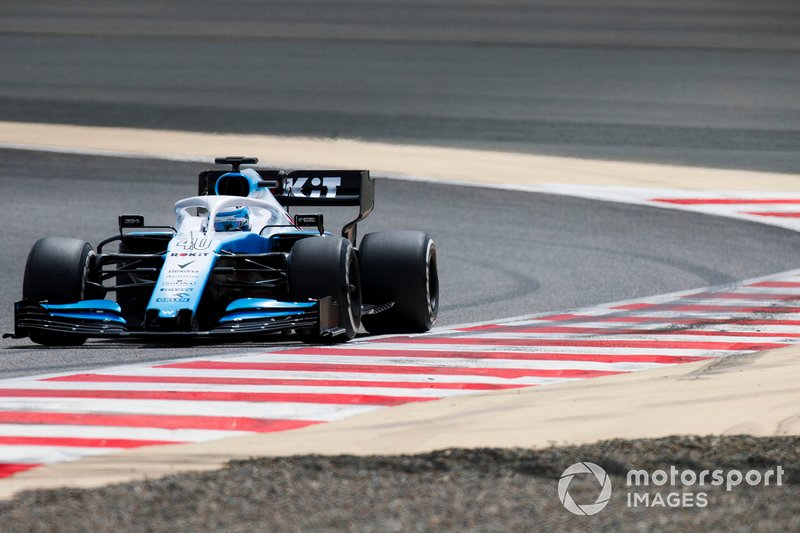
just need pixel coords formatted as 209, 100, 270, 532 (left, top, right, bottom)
199, 169, 374, 243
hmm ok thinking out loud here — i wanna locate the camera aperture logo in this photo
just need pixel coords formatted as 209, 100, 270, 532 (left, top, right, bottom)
558, 462, 612, 516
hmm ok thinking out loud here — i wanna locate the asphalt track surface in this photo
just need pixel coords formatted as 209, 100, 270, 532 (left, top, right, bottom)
2, 148, 800, 379
1, 1, 800, 174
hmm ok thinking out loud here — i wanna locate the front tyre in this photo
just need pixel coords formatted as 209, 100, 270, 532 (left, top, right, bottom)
22, 237, 96, 346
289, 236, 362, 343
360, 231, 439, 334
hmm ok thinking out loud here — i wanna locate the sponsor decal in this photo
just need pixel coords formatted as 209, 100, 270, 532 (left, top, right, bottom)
295, 214, 322, 227
288, 176, 341, 198
118, 215, 144, 227
156, 297, 190, 303
169, 252, 211, 257
164, 270, 200, 276
174, 238, 212, 251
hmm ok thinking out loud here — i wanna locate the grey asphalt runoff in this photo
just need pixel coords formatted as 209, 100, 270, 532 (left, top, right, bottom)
1, 436, 797, 532
1, 1, 800, 174
2, 148, 800, 378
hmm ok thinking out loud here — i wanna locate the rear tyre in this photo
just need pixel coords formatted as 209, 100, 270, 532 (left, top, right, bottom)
289, 236, 362, 343
360, 231, 439, 334
22, 237, 96, 346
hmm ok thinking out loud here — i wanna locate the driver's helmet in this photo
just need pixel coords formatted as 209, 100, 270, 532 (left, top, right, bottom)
214, 206, 251, 232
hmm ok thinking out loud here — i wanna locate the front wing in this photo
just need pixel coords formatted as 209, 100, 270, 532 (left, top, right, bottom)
5, 297, 341, 340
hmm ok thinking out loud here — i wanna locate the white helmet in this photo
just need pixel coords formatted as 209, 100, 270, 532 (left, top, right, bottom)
214, 206, 251, 232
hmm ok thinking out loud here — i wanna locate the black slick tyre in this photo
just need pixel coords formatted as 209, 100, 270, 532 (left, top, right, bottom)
359, 231, 438, 334
22, 237, 96, 346
289, 236, 362, 343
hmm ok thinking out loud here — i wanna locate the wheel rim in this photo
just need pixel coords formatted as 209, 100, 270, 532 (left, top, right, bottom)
345, 251, 362, 330
426, 240, 439, 321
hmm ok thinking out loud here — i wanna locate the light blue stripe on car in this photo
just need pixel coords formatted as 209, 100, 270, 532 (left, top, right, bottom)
42, 300, 123, 313
225, 298, 316, 313
49, 312, 127, 324
218, 310, 307, 323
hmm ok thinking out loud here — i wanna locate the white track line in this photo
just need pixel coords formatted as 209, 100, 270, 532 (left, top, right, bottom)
7, 381, 476, 398
0, 425, 247, 443
0, 398, 379, 421
85, 367, 571, 386
0, 446, 122, 465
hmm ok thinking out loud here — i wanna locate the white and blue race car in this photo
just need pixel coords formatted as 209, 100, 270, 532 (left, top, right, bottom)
6, 157, 439, 345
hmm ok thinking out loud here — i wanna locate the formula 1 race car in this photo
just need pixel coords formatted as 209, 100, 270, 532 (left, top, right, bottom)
5, 157, 439, 346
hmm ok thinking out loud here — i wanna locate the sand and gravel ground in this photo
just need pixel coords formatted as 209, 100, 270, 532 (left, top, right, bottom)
0, 436, 796, 532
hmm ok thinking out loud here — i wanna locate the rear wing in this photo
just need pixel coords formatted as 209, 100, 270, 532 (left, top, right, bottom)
198, 169, 375, 243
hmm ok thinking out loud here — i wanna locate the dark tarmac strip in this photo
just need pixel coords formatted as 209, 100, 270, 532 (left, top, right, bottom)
2, 0, 799, 174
